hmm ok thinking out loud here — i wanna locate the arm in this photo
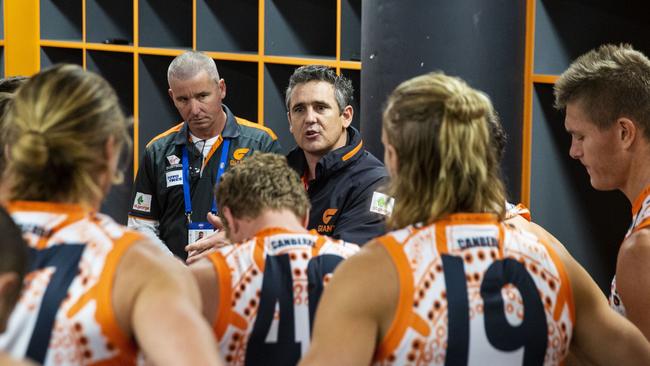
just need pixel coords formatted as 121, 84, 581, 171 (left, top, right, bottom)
128, 149, 164, 240
127, 216, 172, 256
189, 256, 221, 325
332, 175, 389, 245
525, 222, 650, 366
114, 242, 223, 366
300, 241, 397, 366
615, 229, 650, 340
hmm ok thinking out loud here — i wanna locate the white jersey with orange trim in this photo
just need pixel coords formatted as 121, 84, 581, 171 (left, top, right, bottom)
206, 227, 359, 366
609, 185, 650, 316
0, 201, 142, 365
373, 213, 575, 366
505, 201, 532, 222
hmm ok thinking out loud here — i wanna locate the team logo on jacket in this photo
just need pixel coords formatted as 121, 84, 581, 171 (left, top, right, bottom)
230, 148, 250, 166
166, 154, 180, 165
318, 208, 338, 233
133, 192, 152, 212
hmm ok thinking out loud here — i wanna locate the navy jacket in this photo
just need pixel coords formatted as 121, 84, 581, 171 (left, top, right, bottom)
286, 126, 389, 245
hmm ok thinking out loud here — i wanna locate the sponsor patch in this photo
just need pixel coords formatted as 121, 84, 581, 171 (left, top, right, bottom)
166, 170, 184, 187
369, 191, 394, 216
166, 154, 180, 165
133, 192, 152, 213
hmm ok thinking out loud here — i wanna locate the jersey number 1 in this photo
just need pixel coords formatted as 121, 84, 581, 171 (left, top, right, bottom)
244, 254, 343, 366
26, 245, 85, 364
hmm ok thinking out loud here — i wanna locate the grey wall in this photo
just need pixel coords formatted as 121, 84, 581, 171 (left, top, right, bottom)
361, 0, 526, 201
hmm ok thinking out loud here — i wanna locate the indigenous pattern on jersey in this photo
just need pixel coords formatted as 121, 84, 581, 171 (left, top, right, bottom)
505, 202, 532, 222
609, 185, 650, 316
206, 227, 359, 366
0, 201, 142, 365
373, 213, 575, 366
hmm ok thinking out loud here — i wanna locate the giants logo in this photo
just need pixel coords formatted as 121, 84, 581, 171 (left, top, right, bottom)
230, 148, 250, 166
318, 208, 337, 233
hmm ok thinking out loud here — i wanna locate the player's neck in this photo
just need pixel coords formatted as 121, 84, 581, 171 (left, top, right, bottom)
250, 209, 308, 236
621, 145, 650, 203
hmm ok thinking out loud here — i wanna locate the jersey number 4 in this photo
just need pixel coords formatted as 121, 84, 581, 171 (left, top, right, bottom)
245, 254, 344, 366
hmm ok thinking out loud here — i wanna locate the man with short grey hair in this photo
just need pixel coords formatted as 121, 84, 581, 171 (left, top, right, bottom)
129, 51, 282, 259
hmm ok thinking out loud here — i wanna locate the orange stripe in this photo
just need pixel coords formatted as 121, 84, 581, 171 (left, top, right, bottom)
497, 223, 505, 259
342, 140, 363, 161
631, 220, 650, 236
631, 185, 650, 216
67, 231, 142, 365
311, 235, 326, 257
374, 235, 419, 361
253, 236, 266, 272
435, 223, 448, 255
538, 239, 576, 324
521, 0, 536, 207
146, 122, 184, 147
236, 117, 278, 140
209, 252, 234, 339
202, 135, 224, 170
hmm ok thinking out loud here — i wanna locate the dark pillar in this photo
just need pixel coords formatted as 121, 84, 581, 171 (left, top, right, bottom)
361, 0, 527, 201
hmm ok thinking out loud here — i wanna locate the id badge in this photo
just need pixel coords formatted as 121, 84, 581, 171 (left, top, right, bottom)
187, 221, 216, 244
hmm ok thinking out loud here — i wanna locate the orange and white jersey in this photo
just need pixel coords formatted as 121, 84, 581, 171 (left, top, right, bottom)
206, 227, 359, 365
0, 201, 141, 365
505, 202, 532, 222
609, 185, 650, 316
373, 213, 575, 366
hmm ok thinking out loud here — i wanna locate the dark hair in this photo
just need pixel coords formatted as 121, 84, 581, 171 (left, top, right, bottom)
488, 112, 508, 162
0, 205, 28, 304
285, 65, 354, 113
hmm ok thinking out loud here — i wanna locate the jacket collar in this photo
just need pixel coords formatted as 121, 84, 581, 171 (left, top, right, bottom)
287, 126, 365, 182
173, 104, 240, 146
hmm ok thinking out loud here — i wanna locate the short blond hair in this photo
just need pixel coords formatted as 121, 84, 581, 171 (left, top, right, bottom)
383, 72, 505, 229
3, 64, 130, 205
216, 152, 310, 222
554, 44, 650, 139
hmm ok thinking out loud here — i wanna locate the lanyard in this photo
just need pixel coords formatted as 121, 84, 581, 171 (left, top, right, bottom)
181, 138, 231, 223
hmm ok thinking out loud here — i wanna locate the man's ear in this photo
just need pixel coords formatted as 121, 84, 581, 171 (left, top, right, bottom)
222, 206, 238, 235
287, 111, 294, 133
168, 88, 174, 101
341, 105, 354, 129
301, 208, 310, 229
618, 117, 637, 149
218, 79, 226, 99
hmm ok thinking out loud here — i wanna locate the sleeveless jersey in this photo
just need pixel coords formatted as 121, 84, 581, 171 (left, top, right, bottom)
206, 227, 359, 366
609, 185, 650, 316
373, 213, 575, 366
505, 202, 532, 222
0, 201, 142, 365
